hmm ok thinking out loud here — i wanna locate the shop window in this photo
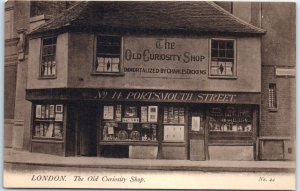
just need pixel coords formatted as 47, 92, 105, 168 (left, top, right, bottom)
40, 36, 57, 78
163, 107, 185, 142
95, 35, 121, 73
210, 39, 236, 77
101, 105, 158, 142
33, 104, 64, 139
208, 107, 252, 133
269, 84, 277, 109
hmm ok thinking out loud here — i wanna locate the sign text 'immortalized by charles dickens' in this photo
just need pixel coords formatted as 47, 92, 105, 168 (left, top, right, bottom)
123, 37, 208, 77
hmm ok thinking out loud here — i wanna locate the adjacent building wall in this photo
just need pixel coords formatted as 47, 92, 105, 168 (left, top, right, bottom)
260, 3, 296, 138
4, 1, 31, 149
231, 2, 296, 160
261, 3, 296, 67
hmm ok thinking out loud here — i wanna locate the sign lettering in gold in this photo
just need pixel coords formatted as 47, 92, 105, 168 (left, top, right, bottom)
95, 90, 237, 103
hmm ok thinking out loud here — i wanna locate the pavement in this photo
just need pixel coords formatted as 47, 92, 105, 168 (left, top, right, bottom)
3, 148, 296, 172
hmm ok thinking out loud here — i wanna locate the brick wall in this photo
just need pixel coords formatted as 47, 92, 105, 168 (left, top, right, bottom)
260, 66, 295, 137
260, 3, 296, 139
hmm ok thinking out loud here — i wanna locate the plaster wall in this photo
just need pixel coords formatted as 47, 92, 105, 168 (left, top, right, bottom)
66, 33, 261, 92
27, 33, 69, 89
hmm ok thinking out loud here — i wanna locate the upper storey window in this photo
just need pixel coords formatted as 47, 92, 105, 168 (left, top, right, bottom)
95, 35, 122, 73
210, 39, 236, 77
40, 36, 57, 78
5, 9, 14, 40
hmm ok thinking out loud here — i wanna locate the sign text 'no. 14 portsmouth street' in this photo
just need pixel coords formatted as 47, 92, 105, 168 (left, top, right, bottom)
95, 90, 240, 104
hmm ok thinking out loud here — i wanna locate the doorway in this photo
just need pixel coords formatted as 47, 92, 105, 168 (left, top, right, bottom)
77, 104, 98, 156
188, 107, 207, 161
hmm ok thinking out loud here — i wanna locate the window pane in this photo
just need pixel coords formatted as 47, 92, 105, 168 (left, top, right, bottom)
219, 41, 226, 49
269, 84, 277, 108
210, 39, 235, 77
226, 41, 234, 49
112, 63, 119, 72
211, 49, 218, 58
104, 57, 112, 72
218, 62, 225, 75
5, 10, 13, 39
41, 37, 57, 77
219, 50, 226, 58
96, 35, 121, 73
43, 37, 57, 46
226, 49, 233, 58
212, 40, 218, 49
211, 67, 219, 75
33, 104, 63, 139
211, 61, 218, 67
98, 45, 120, 55
98, 36, 121, 45
226, 62, 233, 68
225, 62, 233, 76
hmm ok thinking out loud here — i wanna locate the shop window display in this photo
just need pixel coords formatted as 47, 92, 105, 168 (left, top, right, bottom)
163, 106, 185, 142
208, 106, 252, 132
101, 105, 158, 142
33, 104, 64, 139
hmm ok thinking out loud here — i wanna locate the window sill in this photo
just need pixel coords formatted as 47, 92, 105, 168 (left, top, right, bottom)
91, 72, 125, 76
208, 75, 237, 79
268, 108, 278, 112
32, 137, 63, 143
38, 76, 57, 80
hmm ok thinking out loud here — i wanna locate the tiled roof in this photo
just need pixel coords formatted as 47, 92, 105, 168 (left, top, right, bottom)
31, 1, 265, 35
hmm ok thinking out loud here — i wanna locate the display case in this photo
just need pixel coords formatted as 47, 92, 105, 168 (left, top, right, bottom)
101, 105, 158, 143
207, 106, 254, 145
33, 104, 64, 139
31, 103, 66, 156
162, 106, 185, 142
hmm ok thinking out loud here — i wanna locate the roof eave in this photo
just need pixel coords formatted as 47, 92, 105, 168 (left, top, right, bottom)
28, 25, 265, 39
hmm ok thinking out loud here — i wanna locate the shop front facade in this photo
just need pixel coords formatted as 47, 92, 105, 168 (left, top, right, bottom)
27, 88, 260, 160
25, 2, 266, 161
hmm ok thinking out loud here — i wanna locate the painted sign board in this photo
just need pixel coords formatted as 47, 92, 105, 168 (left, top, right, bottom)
123, 37, 208, 79
275, 68, 296, 77
26, 88, 261, 105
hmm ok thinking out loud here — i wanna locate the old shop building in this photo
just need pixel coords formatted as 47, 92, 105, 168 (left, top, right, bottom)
5, 1, 295, 161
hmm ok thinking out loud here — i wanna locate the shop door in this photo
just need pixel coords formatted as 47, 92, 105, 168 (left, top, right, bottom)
77, 105, 97, 156
188, 110, 206, 161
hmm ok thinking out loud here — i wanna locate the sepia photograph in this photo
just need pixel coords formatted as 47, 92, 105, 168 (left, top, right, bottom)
3, 0, 296, 190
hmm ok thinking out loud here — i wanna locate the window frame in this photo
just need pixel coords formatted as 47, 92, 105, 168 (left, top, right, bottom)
268, 83, 278, 111
39, 36, 58, 79
208, 38, 237, 79
32, 103, 65, 140
101, 104, 159, 142
5, 8, 14, 40
92, 34, 124, 76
